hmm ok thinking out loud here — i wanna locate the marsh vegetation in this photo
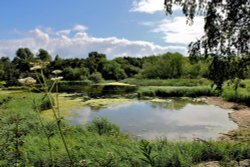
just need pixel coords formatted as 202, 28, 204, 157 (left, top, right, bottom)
0, 44, 250, 166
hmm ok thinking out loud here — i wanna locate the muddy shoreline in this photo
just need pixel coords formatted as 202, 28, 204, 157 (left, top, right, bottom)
206, 97, 250, 128
205, 97, 250, 140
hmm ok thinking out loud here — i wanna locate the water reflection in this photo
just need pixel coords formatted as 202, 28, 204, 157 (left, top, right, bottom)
148, 98, 204, 110
58, 82, 138, 97
68, 99, 237, 140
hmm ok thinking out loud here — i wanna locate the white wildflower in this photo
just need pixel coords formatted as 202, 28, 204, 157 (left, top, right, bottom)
30, 61, 50, 71
51, 76, 63, 81
18, 77, 36, 85
52, 70, 62, 75
30, 65, 42, 71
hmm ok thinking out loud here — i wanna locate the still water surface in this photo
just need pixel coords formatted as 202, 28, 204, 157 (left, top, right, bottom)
69, 98, 237, 140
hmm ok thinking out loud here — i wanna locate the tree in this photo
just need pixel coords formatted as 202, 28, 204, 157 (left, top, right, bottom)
164, 0, 250, 57
63, 67, 89, 80
114, 57, 141, 77
0, 57, 19, 85
86, 52, 107, 73
164, 0, 250, 91
37, 49, 52, 62
89, 72, 104, 83
12, 48, 35, 76
141, 53, 185, 79
102, 61, 127, 80
51, 55, 63, 69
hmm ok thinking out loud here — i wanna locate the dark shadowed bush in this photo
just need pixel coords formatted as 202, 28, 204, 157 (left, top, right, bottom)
39, 96, 54, 111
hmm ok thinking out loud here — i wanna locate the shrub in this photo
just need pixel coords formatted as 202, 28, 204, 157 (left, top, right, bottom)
222, 85, 250, 106
39, 96, 54, 111
89, 72, 104, 83
87, 117, 120, 136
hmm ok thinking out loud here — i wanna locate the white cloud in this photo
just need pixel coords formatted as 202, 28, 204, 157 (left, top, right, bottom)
151, 16, 205, 45
30, 28, 50, 44
56, 29, 71, 36
0, 25, 186, 59
73, 24, 88, 32
131, 0, 204, 49
131, 0, 180, 14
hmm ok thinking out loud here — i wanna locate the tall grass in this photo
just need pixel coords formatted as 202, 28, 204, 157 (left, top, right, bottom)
222, 80, 250, 106
138, 86, 213, 98
122, 78, 211, 87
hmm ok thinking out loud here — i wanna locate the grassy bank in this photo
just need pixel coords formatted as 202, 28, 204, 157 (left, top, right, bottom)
221, 80, 250, 106
0, 91, 250, 166
122, 78, 211, 87
138, 86, 213, 98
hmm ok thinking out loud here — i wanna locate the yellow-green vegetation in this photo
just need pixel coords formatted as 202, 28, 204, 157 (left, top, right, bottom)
41, 93, 84, 119
42, 94, 132, 119
226, 129, 250, 143
0, 89, 24, 95
222, 80, 250, 106
95, 82, 135, 86
150, 98, 169, 103
82, 98, 132, 108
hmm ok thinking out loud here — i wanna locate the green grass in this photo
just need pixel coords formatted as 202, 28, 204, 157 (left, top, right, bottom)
222, 80, 250, 106
138, 86, 213, 98
0, 91, 250, 166
121, 78, 211, 87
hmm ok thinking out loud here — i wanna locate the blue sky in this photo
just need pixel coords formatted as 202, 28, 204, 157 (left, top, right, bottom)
0, 0, 204, 59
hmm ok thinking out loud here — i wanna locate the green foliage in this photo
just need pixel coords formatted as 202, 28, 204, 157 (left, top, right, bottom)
114, 57, 142, 77
13, 48, 35, 74
138, 86, 213, 98
102, 60, 127, 80
87, 117, 120, 136
185, 60, 209, 78
140, 53, 209, 79
3, 86, 29, 91
89, 72, 104, 83
2, 47, 250, 88
0, 81, 6, 87
63, 67, 89, 81
86, 51, 107, 74
39, 95, 54, 111
122, 78, 211, 87
165, 0, 250, 57
0, 96, 12, 106
222, 80, 250, 106
165, 0, 250, 93
139, 140, 157, 166
141, 52, 185, 79
36, 48, 52, 62
0, 57, 19, 86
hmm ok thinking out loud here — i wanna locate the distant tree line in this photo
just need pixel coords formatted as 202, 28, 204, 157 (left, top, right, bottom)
0, 48, 249, 87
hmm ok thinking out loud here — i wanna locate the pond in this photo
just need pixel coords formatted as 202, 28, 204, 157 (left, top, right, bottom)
68, 98, 237, 140
57, 81, 138, 97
